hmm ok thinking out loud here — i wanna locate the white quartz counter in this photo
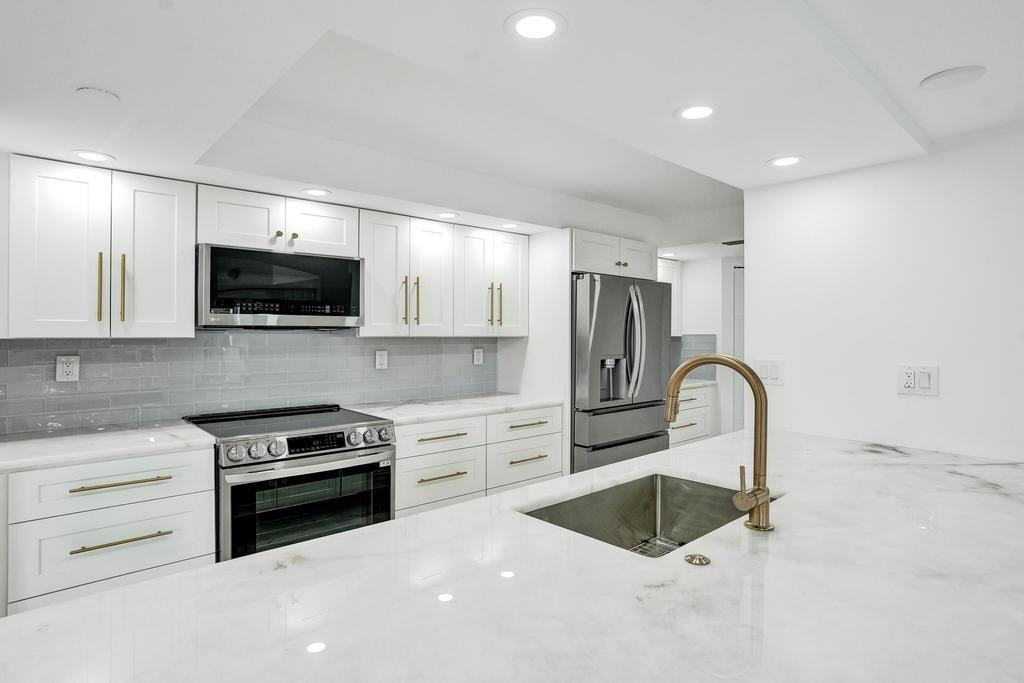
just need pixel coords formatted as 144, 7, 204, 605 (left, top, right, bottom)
349, 393, 563, 425
0, 421, 215, 473
1, 430, 1021, 681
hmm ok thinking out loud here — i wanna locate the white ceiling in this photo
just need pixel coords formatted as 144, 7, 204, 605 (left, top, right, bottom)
1, 0, 1021, 237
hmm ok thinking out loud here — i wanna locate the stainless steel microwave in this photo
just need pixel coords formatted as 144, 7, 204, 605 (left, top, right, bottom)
197, 244, 363, 329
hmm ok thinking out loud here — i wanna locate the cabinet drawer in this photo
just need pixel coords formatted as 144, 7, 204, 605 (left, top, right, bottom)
486, 405, 562, 444
395, 446, 486, 510
395, 416, 486, 458
9, 449, 213, 523
394, 491, 485, 518
676, 386, 712, 410
669, 409, 711, 445
487, 472, 562, 497
8, 491, 215, 602
7, 555, 214, 615
486, 433, 562, 489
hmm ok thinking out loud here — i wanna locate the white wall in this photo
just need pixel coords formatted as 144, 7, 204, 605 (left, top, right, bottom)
658, 203, 743, 247
0, 152, 9, 338
679, 259, 723, 335
745, 126, 1024, 458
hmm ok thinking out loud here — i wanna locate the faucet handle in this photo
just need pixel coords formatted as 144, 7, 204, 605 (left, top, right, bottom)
733, 465, 758, 512
739, 464, 747, 493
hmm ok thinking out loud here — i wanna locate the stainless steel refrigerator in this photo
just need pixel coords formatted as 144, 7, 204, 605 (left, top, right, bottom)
572, 273, 671, 473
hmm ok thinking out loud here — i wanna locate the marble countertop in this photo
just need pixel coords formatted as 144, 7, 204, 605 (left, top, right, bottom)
3, 429, 1022, 682
0, 421, 215, 473
349, 393, 563, 425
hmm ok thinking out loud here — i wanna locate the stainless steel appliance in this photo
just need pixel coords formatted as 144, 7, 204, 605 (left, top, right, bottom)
197, 244, 363, 329
184, 404, 394, 561
572, 273, 670, 472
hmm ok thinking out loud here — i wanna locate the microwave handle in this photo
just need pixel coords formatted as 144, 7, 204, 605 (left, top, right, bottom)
223, 448, 393, 485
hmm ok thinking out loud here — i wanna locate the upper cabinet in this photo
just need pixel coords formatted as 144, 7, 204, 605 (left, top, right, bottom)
409, 219, 454, 337
571, 229, 657, 280
8, 157, 196, 339
197, 186, 357, 257
657, 258, 684, 336
453, 227, 529, 337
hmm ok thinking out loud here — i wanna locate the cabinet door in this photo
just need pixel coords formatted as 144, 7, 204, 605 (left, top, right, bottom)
358, 210, 411, 337
657, 258, 683, 336
285, 198, 358, 257
196, 185, 287, 250
571, 229, 620, 275
493, 231, 529, 337
620, 238, 658, 280
409, 219, 453, 337
9, 156, 111, 338
111, 173, 196, 338
453, 226, 494, 337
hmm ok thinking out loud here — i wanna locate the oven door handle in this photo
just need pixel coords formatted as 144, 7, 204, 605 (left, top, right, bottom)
223, 449, 393, 485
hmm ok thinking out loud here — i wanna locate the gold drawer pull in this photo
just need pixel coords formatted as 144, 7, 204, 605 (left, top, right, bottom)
509, 454, 548, 465
679, 397, 699, 403
417, 432, 468, 443
402, 275, 410, 324
417, 471, 468, 484
69, 474, 173, 494
96, 251, 104, 321
69, 529, 173, 556
119, 253, 127, 322
508, 420, 548, 430
671, 422, 699, 430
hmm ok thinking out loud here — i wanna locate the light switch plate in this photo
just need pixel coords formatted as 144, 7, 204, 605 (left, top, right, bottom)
755, 359, 784, 385
374, 350, 388, 370
898, 365, 938, 396
473, 348, 484, 366
56, 355, 80, 382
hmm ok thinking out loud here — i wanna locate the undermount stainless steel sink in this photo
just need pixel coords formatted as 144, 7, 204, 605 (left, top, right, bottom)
525, 474, 747, 558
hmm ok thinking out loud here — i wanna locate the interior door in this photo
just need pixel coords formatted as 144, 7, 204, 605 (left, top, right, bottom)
285, 198, 358, 257
111, 172, 196, 338
9, 156, 111, 338
409, 219, 454, 337
631, 279, 671, 405
197, 185, 287, 251
453, 226, 494, 336
574, 273, 632, 411
493, 231, 529, 337
358, 210, 410, 337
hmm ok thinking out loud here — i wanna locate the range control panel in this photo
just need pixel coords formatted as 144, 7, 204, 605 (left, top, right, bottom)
218, 424, 395, 467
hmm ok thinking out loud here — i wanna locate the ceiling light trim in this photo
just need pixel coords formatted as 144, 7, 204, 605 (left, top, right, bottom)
504, 8, 567, 40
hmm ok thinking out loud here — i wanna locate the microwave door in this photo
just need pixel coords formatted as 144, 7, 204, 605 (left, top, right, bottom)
574, 273, 632, 411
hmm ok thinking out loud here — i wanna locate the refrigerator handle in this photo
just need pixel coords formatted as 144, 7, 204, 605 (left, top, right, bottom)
634, 284, 648, 395
625, 284, 643, 398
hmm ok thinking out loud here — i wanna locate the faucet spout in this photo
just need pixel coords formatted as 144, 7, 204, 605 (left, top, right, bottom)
665, 353, 774, 531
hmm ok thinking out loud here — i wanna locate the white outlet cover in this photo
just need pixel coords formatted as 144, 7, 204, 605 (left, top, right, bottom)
56, 355, 80, 382
755, 359, 784, 385
898, 365, 939, 396
473, 348, 484, 366
374, 350, 388, 370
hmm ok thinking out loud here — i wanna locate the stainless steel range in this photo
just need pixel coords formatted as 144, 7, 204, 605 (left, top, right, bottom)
184, 404, 395, 561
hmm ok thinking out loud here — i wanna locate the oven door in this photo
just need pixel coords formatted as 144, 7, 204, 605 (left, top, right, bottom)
218, 447, 394, 560
197, 243, 363, 328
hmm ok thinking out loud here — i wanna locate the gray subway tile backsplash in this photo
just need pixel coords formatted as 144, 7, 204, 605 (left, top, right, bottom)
0, 332, 498, 435
669, 334, 719, 381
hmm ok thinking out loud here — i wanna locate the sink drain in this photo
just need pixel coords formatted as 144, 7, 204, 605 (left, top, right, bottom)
684, 553, 711, 566
628, 536, 680, 558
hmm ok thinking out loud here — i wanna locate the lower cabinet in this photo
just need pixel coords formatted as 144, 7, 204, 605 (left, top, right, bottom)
394, 405, 563, 515
668, 385, 717, 446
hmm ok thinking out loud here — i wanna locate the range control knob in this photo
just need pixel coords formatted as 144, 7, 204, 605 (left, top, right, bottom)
249, 442, 268, 459
225, 445, 245, 462
377, 426, 394, 442
363, 429, 378, 445
346, 430, 363, 447
268, 440, 287, 457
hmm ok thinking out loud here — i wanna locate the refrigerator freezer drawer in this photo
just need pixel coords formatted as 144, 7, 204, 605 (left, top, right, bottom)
574, 403, 667, 447
572, 433, 669, 473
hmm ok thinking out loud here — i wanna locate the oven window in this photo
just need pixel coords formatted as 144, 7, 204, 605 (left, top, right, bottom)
208, 246, 360, 316
229, 460, 390, 558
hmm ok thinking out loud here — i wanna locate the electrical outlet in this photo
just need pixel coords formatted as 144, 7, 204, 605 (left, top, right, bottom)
56, 355, 80, 382
374, 350, 388, 370
898, 365, 938, 396
473, 348, 484, 366
755, 359, 784, 385
903, 369, 916, 389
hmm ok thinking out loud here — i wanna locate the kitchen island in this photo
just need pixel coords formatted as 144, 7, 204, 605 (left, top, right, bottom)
0, 430, 1021, 682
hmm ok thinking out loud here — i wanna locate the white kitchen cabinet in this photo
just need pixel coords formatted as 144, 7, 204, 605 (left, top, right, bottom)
657, 258, 684, 336
9, 156, 112, 338
452, 227, 529, 337
409, 219, 454, 337
571, 229, 657, 280
197, 185, 358, 257
359, 210, 412, 336
112, 172, 196, 338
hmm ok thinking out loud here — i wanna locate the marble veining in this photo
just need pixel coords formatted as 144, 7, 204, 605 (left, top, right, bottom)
1, 430, 1022, 682
350, 393, 564, 425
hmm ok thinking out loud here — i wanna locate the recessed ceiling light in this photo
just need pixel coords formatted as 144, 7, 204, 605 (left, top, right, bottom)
437, 593, 454, 602
306, 642, 326, 654
500, 223, 518, 229
500, 570, 516, 578
437, 212, 458, 219
919, 65, 987, 91
676, 105, 714, 120
72, 150, 115, 163
301, 188, 331, 197
505, 9, 566, 40
74, 86, 120, 104
767, 155, 802, 168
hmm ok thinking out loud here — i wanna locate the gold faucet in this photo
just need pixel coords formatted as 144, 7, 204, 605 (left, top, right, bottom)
665, 353, 774, 531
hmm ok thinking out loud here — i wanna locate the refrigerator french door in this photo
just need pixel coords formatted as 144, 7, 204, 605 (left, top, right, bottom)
572, 273, 670, 473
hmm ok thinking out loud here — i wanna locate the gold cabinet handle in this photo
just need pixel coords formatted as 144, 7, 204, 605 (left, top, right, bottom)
96, 252, 103, 321
622, 261, 629, 267
671, 422, 699, 430
70, 529, 173, 556
679, 396, 698, 403
119, 253, 127, 322
498, 283, 504, 326
509, 420, 548, 430
402, 275, 410, 324
488, 282, 494, 326
509, 454, 547, 465
417, 431, 468, 443
291, 232, 299, 240
417, 471, 468, 484
69, 474, 173, 494
614, 260, 622, 266
414, 276, 421, 325
275, 230, 284, 237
